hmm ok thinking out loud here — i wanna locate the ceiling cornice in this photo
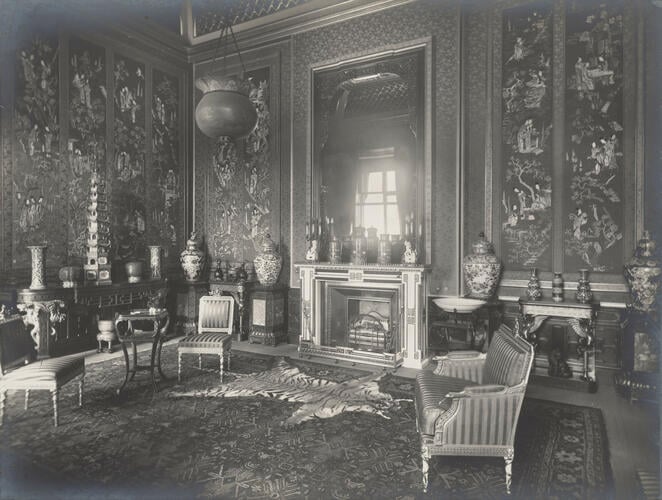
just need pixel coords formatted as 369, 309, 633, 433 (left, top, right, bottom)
186, 0, 418, 63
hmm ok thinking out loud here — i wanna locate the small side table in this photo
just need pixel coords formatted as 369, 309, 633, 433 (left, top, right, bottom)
249, 285, 288, 346
114, 308, 170, 395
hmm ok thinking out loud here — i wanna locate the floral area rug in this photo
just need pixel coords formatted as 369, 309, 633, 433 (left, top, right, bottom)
0, 345, 612, 499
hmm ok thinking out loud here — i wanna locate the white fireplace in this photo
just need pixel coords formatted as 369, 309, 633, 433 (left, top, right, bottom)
296, 263, 430, 369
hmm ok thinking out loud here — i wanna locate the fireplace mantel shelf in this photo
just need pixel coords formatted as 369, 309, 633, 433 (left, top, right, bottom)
295, 262, 431, 272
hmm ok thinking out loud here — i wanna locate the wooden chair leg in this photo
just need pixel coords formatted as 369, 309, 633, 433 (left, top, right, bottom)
79, 376, 84, 407
24, 389, 30, 410
219, 350, 224, 382
51, 389, 59, 427
504, 450, 514, 495
227, 350, 231, 372
198, 354, 202, 370
0, 390, 6, 426
421, 445, 430, 493
178, 350, 182, 382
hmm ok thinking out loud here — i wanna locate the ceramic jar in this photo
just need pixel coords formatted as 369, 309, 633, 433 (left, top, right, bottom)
329, 238, 341, 264
462, 233, 502, 299
351, 227, 367, 265
28, 245, 47, 290
124, 260, 143, 283
58, 265, 82, 288
624, 230, 661, 313
552, 272, 564, 302
180, 231, 206, 282
575, 269, 593, 304
377, 235, 391, 266
526, 268, 542, 301
254, 234, 282, 287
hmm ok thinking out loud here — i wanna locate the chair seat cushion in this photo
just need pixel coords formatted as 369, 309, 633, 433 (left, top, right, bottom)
415, 370, 478, 436
179, 333, 231, 348
1, 355, 84, 387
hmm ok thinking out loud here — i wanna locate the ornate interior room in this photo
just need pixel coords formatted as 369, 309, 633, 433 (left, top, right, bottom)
0, 0, 660, 498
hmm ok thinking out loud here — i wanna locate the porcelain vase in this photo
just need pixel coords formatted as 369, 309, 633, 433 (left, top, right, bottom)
254, 234, 282, 287
575, 269, 593, 304
124, 260, 143, 283
28, 245, 47, 290
624, 230, 661, 313
58, 265, 82, 288
180, 232, 206, 282
462, 233, 502, 299
148, 245, 162, 280
552, 272, 564, 302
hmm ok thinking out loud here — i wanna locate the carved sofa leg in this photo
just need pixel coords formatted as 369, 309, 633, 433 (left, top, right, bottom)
421, 444, 431, 493
504, 449, 514, 495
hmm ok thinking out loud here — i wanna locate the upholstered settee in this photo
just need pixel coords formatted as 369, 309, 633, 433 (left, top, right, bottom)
414, 324, 534, 494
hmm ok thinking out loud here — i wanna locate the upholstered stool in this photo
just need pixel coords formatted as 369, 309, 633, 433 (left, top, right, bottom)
1, 316, 85, 427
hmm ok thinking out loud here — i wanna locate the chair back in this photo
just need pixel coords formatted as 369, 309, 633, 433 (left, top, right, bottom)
198, 295, 235, 335
483, 325, 534, 387
0, 316, 36, 375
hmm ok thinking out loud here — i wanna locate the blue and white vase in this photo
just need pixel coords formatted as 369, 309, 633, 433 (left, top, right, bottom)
463, 233, 502, 299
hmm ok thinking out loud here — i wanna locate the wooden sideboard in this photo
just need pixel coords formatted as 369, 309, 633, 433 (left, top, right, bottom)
1, 281, 168, 358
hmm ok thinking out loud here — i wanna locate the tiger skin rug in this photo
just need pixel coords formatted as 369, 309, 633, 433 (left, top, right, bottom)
169, 357, 406, 426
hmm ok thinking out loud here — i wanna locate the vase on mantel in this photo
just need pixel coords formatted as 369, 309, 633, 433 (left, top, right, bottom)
180, 232, 206, 282
624, 230, 661, 313
462, 232, 502, 299
28, 245, 47, 290
254, 234, 282, 287
575, 269, 593, 304
526, 268, 542, 301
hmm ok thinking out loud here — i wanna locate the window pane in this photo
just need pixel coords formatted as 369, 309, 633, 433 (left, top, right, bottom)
386, 205, 401, 235
386, 194, 398, 203
366, 171, 383, 192
386, 170, 397, 191
364, 193, 383, 204
363, 205, 385, 234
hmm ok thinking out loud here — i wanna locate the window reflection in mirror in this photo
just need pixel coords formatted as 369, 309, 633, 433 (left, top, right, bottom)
313, 47, 424, 246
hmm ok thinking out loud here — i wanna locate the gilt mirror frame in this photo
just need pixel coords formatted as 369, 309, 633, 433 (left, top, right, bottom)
308, 38, 432, 265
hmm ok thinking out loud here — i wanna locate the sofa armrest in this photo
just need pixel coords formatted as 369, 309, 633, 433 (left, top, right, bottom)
445, 384, 507, 398
433, 352, 486, 383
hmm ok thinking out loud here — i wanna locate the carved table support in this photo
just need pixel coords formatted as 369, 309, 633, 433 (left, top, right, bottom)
516, 299, 597, 389
17, 300, 67, 356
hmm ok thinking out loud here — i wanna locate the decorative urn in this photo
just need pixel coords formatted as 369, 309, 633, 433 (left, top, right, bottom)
462, 232, 502, 299
124, 260, 144, 283
180, 231, 206, 282
195, 74, 258, 139
624, 230, 661, 313
254, 234, 282, 287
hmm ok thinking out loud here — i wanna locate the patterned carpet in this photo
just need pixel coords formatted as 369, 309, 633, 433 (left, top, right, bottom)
0, 346, 612, 499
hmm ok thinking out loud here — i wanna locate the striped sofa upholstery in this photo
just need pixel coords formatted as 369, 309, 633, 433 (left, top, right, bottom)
414, 324, 534, 494
0, 315, 85, 427
178, 295, 234, 382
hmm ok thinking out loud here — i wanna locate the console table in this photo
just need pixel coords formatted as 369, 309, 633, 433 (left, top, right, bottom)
8, 281, 168, 357
516, 298, 598, 392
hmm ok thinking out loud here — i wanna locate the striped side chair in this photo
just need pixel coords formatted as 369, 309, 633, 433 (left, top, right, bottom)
177, 295, 234, 382
0, 315, 85, 427
414, 324, 534, 494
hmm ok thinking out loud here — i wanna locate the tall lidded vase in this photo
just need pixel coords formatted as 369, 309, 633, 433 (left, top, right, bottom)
28, 245, 47, 290
254, 234, 282, 287
148, 245, 162, 280
180, 232, 206, 282
624, 230, 661, 313
463, 232, 502, 299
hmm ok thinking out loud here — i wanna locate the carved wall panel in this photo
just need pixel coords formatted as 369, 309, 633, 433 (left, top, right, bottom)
13, 37, 65, 268
563, 0, 624, 272
500, 2, 553, 270
112, 55, 147, 263
68, 37, 107, 262
150, 68, 184, 266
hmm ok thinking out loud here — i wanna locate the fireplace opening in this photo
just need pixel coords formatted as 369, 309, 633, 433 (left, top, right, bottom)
322, 284, 399, 354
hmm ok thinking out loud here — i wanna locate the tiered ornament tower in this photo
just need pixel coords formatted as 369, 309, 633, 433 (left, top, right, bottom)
84, 169, 112, 285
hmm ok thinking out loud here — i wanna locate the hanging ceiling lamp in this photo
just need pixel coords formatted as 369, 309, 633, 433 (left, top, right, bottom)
194, 14, 257, 140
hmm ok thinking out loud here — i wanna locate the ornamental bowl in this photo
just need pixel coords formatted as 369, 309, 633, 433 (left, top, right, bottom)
432, 296, 487, 313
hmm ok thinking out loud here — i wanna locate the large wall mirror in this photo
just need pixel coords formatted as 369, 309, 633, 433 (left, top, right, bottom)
311, 43, 430, 262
